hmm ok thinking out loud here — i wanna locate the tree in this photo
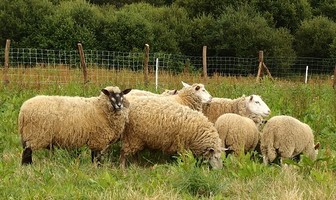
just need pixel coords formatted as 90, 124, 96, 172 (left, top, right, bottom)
254, 0, 312, 32
214, 6, 295, 58
294, 16, 336, 58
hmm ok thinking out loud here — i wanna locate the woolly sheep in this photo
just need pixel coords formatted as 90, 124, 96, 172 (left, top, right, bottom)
166, 82, 212, 111
127, 82, 212, 112
119, 96, 223, 169
19, 86, 132, 165
260, 115, 320, 165
202, 94, 271, 123
214, 113, 259, 155
127, 89, 177, 97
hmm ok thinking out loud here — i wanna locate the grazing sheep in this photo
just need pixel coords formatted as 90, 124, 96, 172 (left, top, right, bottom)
260, 115, 320, 165
119, 96, 223, 169
202, 95, 271, 123
19, 86, 132, 165
214, 113, 259, 156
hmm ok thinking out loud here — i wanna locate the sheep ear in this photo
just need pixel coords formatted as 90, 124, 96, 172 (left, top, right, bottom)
122, 88, 132, 95
172, 89, 178, 95
195, 85, 200, 91
181, 81, 191, 88
314, 142, 320, 150
101, 89, 110, 96
249, 95, 254, 101
221, 147, 231, 152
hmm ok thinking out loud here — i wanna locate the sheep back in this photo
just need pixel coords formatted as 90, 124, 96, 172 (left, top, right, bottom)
203, 96, 247, 123
214, 113, 259, 155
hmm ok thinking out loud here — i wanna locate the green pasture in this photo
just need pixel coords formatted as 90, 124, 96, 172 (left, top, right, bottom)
0, 75, 335, 199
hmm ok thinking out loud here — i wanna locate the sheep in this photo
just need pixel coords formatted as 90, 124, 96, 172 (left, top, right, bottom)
127, 82, 212, 112
119, 96, 223, 169
161, 89, 178, 96
260, 115, 320, 165
127, 89, 159, 97
127, 88, 178, 97
202, 94, 271, 123
214, 113, 259, 156
166, 82, 212, 111
19, 86, 132, 165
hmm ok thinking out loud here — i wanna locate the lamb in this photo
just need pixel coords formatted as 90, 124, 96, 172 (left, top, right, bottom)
119, 96, 223, 169
214, 113, 259, 156
260, 115, 320, 165
202, 94, 271, 123
19, 86, 132, 165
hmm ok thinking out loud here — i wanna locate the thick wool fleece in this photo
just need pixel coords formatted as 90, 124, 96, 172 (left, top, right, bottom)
202, 96, 250, 123
260, 115, 317, 163
120, 96, 222, 162
215, 113, 259, 155
19, 86, 129, 151
166, 83, 203, 111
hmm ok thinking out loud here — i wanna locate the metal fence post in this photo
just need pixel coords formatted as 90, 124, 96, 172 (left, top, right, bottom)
144, 44, 149, 87
3, 39, 10, 85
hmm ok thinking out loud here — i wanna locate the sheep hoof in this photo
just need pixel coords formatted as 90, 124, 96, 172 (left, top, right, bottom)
21, 147, 33, 165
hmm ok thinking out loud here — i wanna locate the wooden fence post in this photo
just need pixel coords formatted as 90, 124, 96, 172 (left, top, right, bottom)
144, 44, 149, 87
77, 43, 88, 84
333, 65, 336, 89
256, 50, 274, 83
202, 46, 207, 80
3, 39, 10, 85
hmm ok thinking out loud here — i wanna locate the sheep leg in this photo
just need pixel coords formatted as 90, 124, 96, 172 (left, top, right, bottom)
91, 150, 102, 165
22, 147, 33, 165
119, 150, 127, 169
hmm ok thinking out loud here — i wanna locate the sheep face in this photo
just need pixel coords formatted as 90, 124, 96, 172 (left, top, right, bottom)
101, 88, 132, 111
312, 142, 320, 160
246, 95, 270, 117
182, 81, 212, 103
204, 148, 223, 169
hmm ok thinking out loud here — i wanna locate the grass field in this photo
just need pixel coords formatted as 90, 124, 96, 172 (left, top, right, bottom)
1, 69, 336, 199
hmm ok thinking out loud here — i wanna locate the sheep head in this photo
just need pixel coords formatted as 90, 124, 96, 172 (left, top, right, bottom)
101, 87, 132, 111
246, 95, 271, 117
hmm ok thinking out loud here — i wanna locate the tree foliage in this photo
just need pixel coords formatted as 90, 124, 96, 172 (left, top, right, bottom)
294, 16, 336, 57
0, 0, 336, 59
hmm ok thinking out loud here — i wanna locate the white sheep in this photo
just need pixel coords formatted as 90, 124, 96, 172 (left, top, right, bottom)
19, 86, 131, 165
127, 89, 177, 97
165, 82, 212, 111
260, 115, 320, 165
214, 113, 259, 156
202, 94, 271, 123
127, 82, 212, 112
119, 96, 223, 169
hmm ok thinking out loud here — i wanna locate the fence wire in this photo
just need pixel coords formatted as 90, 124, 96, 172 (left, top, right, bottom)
1, 47, 335, 86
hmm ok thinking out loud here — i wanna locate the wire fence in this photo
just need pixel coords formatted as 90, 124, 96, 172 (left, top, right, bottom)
1, 47, 335, 87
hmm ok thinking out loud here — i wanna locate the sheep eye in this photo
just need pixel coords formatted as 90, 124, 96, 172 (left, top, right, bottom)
111, 98, 116, 102
255, 101, 260, 104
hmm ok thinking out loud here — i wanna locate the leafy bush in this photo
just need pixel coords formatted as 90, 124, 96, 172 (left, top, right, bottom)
294, 16, 336, 58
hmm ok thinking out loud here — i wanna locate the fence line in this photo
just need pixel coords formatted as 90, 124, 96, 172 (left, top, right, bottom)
1, 46, 335, 87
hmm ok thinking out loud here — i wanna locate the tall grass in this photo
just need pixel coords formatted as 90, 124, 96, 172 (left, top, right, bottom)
0, 71, 335, 199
